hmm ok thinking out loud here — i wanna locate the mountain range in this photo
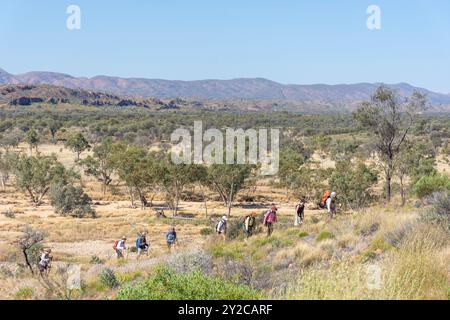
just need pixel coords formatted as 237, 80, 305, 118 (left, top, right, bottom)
1, 67, 450, 111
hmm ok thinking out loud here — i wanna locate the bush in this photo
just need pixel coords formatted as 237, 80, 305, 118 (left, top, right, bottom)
89, 255, 103, 264
421, 192, 450, 232
15, 287, 33, 300
226, 219, 244, 240
117, 266, 261, 300
99, 268, 119, 289
200, 227, 213, 236
166, 249, 213, 275
412, 173, 450, 199
329, 161, 378, 210
315, 231, 334, 242
49, 183, 96, 218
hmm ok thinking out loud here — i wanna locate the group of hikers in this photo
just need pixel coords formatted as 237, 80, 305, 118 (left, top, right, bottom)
113, 227, 178, 259
37, 191, 338, 272
216, 190, 338, 239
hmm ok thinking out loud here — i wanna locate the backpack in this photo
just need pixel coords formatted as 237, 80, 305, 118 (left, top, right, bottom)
216, 219, 225, 232
113, 240, 119, 250
167, 232, 175, 243
296, 203, 305, 216
320, 191, 331, 208
135, 237, 142, 249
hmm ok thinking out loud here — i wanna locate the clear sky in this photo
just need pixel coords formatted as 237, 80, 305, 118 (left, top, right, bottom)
1, 0, 449, 93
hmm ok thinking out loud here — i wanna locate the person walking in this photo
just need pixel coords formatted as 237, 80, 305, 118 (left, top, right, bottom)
166, 227, 178, 252
326, 192, 337, 218
243, 212, 257, 238
38, 248, 52, 277
136, 232, 149, 259
216, 215, 228, 241
295, 198, 305, 226
263, 206, 278, 237
114, 236, 127, 259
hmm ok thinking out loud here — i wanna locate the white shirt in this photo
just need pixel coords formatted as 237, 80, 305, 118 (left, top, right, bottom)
117, 240, 126, 250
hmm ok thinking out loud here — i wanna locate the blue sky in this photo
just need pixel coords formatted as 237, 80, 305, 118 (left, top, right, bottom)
1, 0, 449, 93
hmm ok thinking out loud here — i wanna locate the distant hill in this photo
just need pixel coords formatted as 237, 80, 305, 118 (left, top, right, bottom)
1, 68, 450, 111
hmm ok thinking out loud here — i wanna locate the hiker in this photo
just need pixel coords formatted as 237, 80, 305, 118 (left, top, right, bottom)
166, 227, 178, 252
136, 232, 149, 259
243, 212, 257, 238
38, 248, 52, 277
216, 215, 228, 241
326, 192, 337, 218
295, 198, 305, 226
114, 236, 127, 259
263, 206, 278, 236
319, 191, 331, 209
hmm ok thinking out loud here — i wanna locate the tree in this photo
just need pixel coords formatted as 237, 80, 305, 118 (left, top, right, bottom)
13, 154, 77, 205
0, 128, 24, 152
110, 143, 160, 209
49, 183, 96, 218
204, 163, 254, 217
0, 152, 17, 190
25, 129, 40, 154
329, 160, 378, 210
353, 86, 426, 203
396, 141, 436, 205
46, 118, 62, 144
65, 132, 90, 160
80, 138, 115, 195
160, 160, 205, 217
17, 225, 47, 275
277, 143, 311, 198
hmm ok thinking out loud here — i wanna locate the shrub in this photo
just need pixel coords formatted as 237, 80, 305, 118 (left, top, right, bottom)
15, 287, 33, 300
226, 219, 244, 240
315, 231, 334, 242
89, 255, 103, 264
200, 227, 213, 236
166, 249, 213, 275
412, 173, 450, 199
421, 192, 450, 232
49, 183, 96, 218
117, 266, 261, 300
99, 268, 119, 289
329, 160, 378, 210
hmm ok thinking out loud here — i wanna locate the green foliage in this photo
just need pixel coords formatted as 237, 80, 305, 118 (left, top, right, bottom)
13, 154, 78, 205
226, 219, 244, 240
15, 287, 33, 300
204, 163, 254, 216
80, 138, 115, 193
316, 231, 334, 242
117, 266, 261, 300
89, 255, 103, 264
99, 268, 119, 289
65, 132, 90, 160
25, 129, 40, 152
412, 173, 450, 199
421, 192, 450, 232
329, 160, 378, 210
49, 183, 96, 218
159, 159, 206, 216
200, 227, 213, 236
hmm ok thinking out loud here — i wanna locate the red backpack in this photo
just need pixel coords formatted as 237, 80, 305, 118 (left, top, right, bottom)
113, 240, 119, 250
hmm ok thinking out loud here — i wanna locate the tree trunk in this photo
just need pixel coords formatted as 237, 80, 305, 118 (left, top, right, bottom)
129, 187, 135, 208
22, 249, 34, 275
385, 158, 393, 204
400, 175, 406, 206
227, 183, 234, 218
